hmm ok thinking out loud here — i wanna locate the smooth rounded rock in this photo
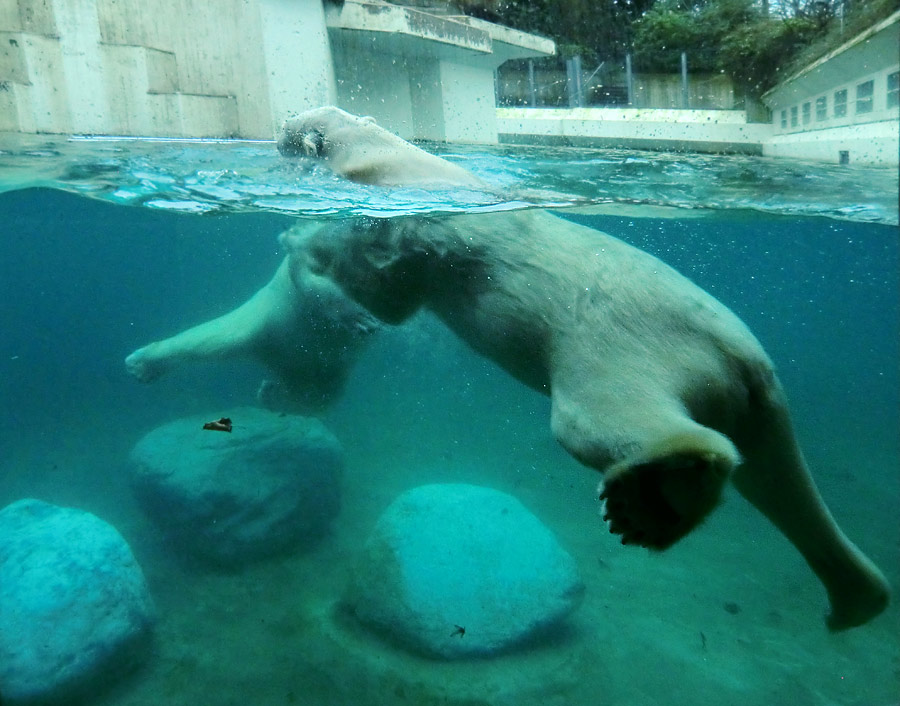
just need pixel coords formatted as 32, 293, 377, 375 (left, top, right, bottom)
0, 499, 154, 705
130, 407, 342, 564
344, 483, 584, 659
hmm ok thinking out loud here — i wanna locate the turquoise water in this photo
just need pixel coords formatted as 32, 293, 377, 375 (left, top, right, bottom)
0, 138, 898, 705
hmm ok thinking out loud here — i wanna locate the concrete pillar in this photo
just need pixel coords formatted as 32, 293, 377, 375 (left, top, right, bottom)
51, 0, 110, 133
334, 44, 415, 138
566, 56, 583, 108
257, 0, 337, 137
528, 59, 536, 107
436, 60, 498, 143
625, 53, 634, 106
408, 60, 445, 141
410, 59, 497, 143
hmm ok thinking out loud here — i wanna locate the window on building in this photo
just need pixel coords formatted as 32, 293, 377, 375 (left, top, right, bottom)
790, 106, 798, 127
856, 80, 874, 114
815, 96, 827, 121
888, 71, 899, 109
834, 89, 847, 117
802, 102, 811, 124
780, 109, 787, 128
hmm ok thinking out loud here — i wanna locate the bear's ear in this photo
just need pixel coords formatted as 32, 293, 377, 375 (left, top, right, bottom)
360, 115, 377, 125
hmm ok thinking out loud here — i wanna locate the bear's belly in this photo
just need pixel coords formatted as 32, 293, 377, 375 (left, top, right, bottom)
431, 293, 553, 394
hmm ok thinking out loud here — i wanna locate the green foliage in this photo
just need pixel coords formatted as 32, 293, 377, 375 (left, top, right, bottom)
718, 17, 820, 94
633, 0, 757, 73
632, 0, 841, 95
781, 0, 900, 77
457, 0, 645, 61
457, 0, 900, 97
631, 4, 705, 71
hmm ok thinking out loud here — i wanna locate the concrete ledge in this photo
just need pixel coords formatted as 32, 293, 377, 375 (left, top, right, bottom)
449, 15, 555, 62
764, 120, 899, 165
326, 0, 492, 54
497, 107, 770, 154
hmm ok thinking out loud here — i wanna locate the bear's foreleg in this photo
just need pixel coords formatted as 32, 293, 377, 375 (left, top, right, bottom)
125, 259, 294, 382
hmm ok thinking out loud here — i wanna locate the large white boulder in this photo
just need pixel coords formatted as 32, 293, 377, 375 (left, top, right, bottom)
0, 499, 154, 704
130, 407, 343, 564
345, 484, 584, 659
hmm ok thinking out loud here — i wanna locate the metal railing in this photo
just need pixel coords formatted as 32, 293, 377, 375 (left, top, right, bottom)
497, 52, 742, 111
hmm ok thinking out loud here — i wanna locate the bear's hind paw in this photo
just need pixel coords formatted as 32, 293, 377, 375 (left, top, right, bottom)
599, 440, 735, 550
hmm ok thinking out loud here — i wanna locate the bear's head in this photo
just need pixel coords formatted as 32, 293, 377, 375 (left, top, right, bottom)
277, 107, 378, 160
282, 216, 434, 325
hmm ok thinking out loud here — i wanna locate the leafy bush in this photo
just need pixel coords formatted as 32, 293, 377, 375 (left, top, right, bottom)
718, 17, 820, 94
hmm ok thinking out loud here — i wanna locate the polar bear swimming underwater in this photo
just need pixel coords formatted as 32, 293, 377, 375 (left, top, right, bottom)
127, 106, 889, 630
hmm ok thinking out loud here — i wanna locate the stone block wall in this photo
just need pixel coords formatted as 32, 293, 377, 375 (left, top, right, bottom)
0, 0, 336, 138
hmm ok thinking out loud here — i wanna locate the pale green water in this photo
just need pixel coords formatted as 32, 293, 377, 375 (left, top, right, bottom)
0, 138, 897, 705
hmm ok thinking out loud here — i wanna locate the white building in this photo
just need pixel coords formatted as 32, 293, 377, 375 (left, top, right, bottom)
0, 0, 553, 143
761, 10, 899, 165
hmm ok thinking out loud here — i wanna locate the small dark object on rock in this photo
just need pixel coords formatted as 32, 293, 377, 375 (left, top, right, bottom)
723, 601, 741, 615
451, 625, 465, 637
202, 417, 232, 432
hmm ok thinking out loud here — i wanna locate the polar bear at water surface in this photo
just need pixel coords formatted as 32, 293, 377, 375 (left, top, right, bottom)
126, 107, 889, 630
278, 106, 486, 189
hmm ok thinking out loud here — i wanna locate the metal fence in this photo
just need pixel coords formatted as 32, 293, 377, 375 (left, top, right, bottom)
497, 52, 743, 111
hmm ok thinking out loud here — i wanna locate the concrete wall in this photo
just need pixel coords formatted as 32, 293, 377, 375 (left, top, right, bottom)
764, 120, 898, 165
762, 59, 899, 165
330, 49, 499, 144
0, 0, 552, 142
324, 1, 552, 144
497, 107, 769, 154
761, 11, 899, 165
633, 74, 735, 110
0, 0, 338, 138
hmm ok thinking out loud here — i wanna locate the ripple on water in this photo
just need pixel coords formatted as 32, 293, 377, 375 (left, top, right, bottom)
0, 134, 895, 225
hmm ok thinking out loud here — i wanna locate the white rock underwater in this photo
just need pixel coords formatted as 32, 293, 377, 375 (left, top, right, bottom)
344, 483, 585, 659
0, 499, 155, 705
130, 407, 343, 565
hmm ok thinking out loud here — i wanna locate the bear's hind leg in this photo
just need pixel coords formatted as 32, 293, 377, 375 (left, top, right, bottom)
731, 383, 890, 630
551, 388, 740, 550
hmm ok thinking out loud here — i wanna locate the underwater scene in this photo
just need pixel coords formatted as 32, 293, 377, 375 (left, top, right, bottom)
0, 134, 898, 706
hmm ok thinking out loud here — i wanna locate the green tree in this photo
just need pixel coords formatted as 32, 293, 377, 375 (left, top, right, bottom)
632, 0, 829, 94
632, 0, 757, 72
457, 0, 642, 60
718, 16, 820, 94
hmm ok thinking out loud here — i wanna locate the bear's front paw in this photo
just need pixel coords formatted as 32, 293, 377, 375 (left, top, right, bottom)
125, 347, 166, 382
